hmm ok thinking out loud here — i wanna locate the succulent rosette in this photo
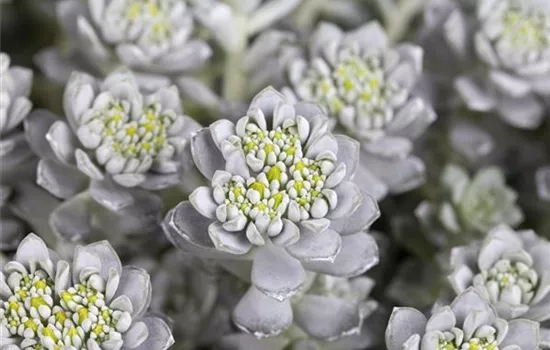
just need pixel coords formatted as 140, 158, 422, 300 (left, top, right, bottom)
0, 52, 33, 166
416, 164, 523, 247
24, 69, 201, 245
0, 233, 174, 350
217, 274, 384, 349
386, 287, 540, 350
284, 21, 436, 199
421, 0, 550, 129
132, 250, 232, 350
447, 225, 550, 344
37, 0, 211, 88
163, 87, 380, 337
0, 52, 36, 251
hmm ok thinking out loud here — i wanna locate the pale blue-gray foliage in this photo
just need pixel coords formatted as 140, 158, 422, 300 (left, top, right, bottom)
422, 0, 550, 129
285, 21, 437, 199
0, 233, 174, 350
219, 274, 383, 348
386, 288, 540, 350
23, 69, 200, 245
163, 87, 381, 338
448, 226, 550, 335
0, 53, 35, 251
36, 0, 212, 90
416, 164, 523, 247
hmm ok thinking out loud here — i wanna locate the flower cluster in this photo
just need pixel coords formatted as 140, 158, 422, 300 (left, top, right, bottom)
37, 0, 211, 88
448, 225, 550, 324
164, 87, 380, 337
422, 0, 550, 129
416, 164, 523, 247
4, 1, 550, 349
285, 21, 437, 199
386, 288, 540, 350
0, 234, 174, 350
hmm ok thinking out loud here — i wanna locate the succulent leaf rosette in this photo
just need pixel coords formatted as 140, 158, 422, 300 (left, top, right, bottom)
285, 21, 436, 199
422, 0, 550, 129
37, 0, 211, 88
24, 69, 200, 244
163, 87, 380, 337
448, 226, 550, 340
386, 288, 540, 350
217, 274, 384, 349
0, 52, 36, 251
0, 52, 33, 167
416, 164, 523, 247
0, 233, 174, 350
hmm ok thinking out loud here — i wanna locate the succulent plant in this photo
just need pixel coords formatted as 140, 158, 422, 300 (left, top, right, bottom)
23, 69, 200, 246
421, 0, 550, 129
163, 87, 380, 337
0, 52, 35, 251
284, 21, 436, 199
37, 0, 212, 89
386, 287, 540, 350
447, 225, 550, 346
0, 233, 174, 350
217, 274, 385, 349
416, 164, 523, 247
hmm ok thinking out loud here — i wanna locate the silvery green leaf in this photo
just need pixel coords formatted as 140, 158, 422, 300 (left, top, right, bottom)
360, 152, 426, 195
449, 122, 495, 164
193, 1, 240, 53
176, 76, 221, 110
233, 286, 293, 338
454, 76, 497, 112
0, 53, 32, 134
536, 166, 550, 201
293, 295, 361, 341
494, 94, 545, 130
246, 0, 302, 36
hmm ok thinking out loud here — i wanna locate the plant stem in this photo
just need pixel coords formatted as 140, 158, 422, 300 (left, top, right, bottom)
387, 0, 426, 43
374, 0, 426, 43
222, 15, 247, 102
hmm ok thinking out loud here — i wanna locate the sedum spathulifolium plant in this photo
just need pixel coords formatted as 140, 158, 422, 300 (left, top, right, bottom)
0, 233, 174, 350
24, 69, 201, 245
217, 273, 384, 349
447, 225, 550, 346
421, 0, 550, 129
37, 0, 212, 89
0, 52, 35, 251
385, 288, 540, 350
416, 164, 523, 247
285, 21, 437, 199
163, 87, 381, 338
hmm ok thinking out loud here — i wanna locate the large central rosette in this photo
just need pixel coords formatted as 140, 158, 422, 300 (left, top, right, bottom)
163, 87, 381, 337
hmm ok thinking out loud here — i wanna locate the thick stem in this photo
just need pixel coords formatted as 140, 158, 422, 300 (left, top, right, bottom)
291, 0, 326, 35
222, 15, 247, 102
374, 0, 426, 43
387, 0, 426, 43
